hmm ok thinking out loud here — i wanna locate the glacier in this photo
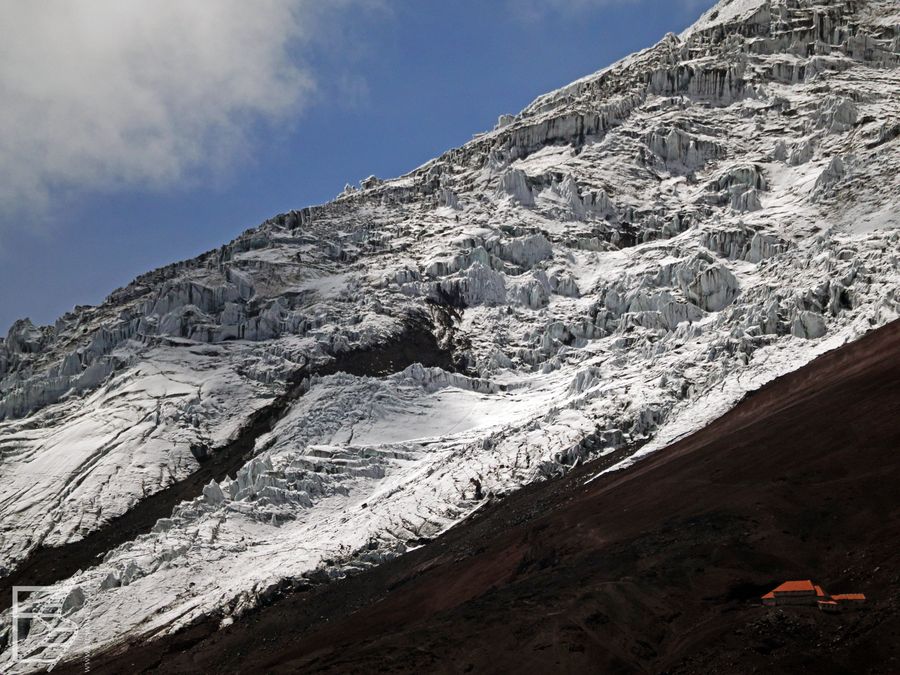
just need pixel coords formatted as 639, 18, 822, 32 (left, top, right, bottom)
1, 0, 899, 666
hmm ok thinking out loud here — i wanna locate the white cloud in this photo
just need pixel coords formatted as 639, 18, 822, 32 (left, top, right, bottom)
0, 1, 374, 219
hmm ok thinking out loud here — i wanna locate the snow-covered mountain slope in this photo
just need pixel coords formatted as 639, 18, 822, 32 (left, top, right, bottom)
2, 0, 899, 665
72, 318, 900, 675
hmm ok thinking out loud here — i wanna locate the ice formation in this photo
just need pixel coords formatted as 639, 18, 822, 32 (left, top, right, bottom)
1, 0, 899, 666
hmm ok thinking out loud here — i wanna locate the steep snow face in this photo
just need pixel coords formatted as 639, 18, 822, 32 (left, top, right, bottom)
685, 0, 771, 36
2, 0, 900, 664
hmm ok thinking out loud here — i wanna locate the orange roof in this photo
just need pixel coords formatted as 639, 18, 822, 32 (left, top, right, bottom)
814, 585, 827, 597
818, 600, 838, 605
771, 580, 815, 593
761, 591, 775, 599
832, 593, 866, 601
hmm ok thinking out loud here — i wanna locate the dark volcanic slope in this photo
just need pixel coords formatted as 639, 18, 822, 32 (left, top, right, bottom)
73, 320, 900, 674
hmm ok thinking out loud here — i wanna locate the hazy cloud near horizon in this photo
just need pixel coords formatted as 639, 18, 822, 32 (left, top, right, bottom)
0, 0, 376, 225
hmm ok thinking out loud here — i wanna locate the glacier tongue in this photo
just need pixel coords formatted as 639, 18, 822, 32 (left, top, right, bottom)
2, 0, 900, 664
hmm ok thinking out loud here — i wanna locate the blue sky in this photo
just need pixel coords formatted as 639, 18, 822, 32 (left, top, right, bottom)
0, 0, 715, 334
